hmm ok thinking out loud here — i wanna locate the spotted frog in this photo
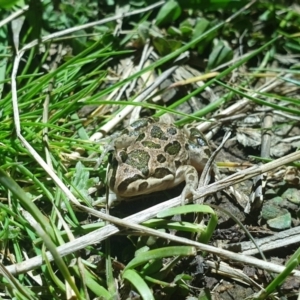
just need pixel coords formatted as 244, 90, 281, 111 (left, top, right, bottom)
107, 117, 211, 205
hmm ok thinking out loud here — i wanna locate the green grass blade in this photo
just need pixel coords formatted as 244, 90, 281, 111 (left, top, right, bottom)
125, 246, 196, 271
122, 269, 155, 300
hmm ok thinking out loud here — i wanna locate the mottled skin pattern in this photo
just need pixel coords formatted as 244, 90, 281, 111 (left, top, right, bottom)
108, 117, 210, 205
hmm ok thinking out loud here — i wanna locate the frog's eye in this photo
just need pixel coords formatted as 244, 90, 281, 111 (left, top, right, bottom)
189, 128, 207, 147
196, 136, 207, 147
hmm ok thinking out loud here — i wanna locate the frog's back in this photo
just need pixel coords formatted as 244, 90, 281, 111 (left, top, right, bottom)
109, 118, 190, 197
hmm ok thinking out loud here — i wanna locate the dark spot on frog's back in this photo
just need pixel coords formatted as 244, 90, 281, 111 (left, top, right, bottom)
130, 117, 157, 131
157, 154, 166, 163
142, 141, 161, 149
164, 141, 181, 155
130, 118, 149, 130
154, 167, 172, 178
150, 125, 168, 140
117, 174, 144, 194
167, 127, 177, 135
138, 181, 148, 192
127, 131, 140, 139
136, 132, 145, 142
121, 129, 129, 136
175, 160, 181, 168
125, 150, 150, 176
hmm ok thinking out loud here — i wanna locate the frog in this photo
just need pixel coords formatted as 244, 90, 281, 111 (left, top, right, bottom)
107, 117, 211, 206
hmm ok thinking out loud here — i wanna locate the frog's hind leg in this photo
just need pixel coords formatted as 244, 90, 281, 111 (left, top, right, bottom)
175, 166, 199, 205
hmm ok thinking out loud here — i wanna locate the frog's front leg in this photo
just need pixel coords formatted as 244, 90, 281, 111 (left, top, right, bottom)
175, 165, 199, 205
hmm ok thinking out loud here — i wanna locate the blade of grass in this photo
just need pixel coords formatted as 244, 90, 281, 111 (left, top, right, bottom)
0, 169, 82, 299
171, 35, 281, 125
0, 263, 37, 300
125, 246, 196, 271
72, 265, 111, 298
157, 204, 218, 244
123, 269, 155, 300
216, 79, 300, 115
